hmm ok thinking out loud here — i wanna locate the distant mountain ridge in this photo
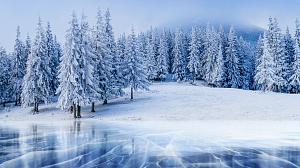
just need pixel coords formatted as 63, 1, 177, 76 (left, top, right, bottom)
160, 20, 265, 45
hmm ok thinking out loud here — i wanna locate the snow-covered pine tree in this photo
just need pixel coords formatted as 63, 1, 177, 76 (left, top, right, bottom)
212, 43, 226, 87
254, 32, 277, 91
203, 25, 219, 85
172, 28, 187, 81
57, 12, 94, 118
12, 26, 26, 106
166, 29, 175, 74
282, 27, 295, 92
22, 18, 51, 113
225, 26, 243, 88
289, 39, 300, 93
91, 9, 111, 106
239, 37, 255, 90
188, 26, 201, 83
137, 32, 147, 67
78, 13, 97, 114
153, 28, 161, 77
45, 22, 60, 97
104, 9, 124, 98
217, 25, 228, 87
157, 29, 169, 81
266, 17, 287, 92
124, 27, 149, 99
116, 33, 127, 71
145, 28, 158, 80
0, 48, 13, 106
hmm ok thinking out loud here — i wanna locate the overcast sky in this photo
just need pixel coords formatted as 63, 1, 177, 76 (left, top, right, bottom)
1, 0, 300, 51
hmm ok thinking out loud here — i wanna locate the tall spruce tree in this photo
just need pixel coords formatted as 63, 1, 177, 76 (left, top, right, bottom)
45, 22, 60, 97
12, 26, 26, 105
225, 26, 243, 88
254, 32, 277, 91
0, 48, 13, 106
57, 13, 94, 118
104, 9, 124, 98
266, 17, 286, 92
92, 9, 111, 106
145, 28, 158, 80
188, 26, 201, 82
203, 25, 219, 85
212, 43, 226, 87
157, 30, 169, 81
22, 18, 51, 113
172, 28, 187, 81
282, 27, 295, 92
289, 39, 300, 93
239, 37, 255, 90
124, 27, 149, 99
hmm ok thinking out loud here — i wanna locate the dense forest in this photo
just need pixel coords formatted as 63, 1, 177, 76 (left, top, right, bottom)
0, 9, 299, 117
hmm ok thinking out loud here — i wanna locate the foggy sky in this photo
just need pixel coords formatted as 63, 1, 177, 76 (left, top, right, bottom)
1, 0, 300, 51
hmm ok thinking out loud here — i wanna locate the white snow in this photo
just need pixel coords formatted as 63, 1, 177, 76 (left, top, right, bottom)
1, 82, 300, 121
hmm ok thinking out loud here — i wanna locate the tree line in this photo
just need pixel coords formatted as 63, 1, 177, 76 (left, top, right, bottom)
0, 9, 299, 117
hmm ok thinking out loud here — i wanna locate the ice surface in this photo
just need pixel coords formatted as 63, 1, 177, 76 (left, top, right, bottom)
0, 120, 300, 168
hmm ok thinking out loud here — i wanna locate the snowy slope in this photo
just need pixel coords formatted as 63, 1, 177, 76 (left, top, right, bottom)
1, 82, 300, 121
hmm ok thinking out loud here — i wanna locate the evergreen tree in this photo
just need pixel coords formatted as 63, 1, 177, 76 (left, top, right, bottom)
266, 17, 286, 92
283, 27, 295, 92
45, 22, 60, 97
12, 26, 26, 105
79, 13, 96, 111
188, 26, 201, 82
57, 13, 94, 118
254, 33, 277, 91
157, 29, 169, 80
172, 28, 187, 81
22, 18, 51, 113
0, 48, 13, 106
212, 43, 226, 87
225, 26, 243, 88
104, 9, 124, 98
145, 28, 158, 80
239, 37, 255, 89
289, 39, 300, 93
166, 30, 175, 74
92, 9, 111, 106
203, 25, 219, 85
137, 32, 147, 68
116, 33, 127, 74
124, 27, 149, 99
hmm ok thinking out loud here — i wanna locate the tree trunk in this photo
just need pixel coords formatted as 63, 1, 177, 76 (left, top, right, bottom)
77, 103, 81, 118
70, 105, 73, 114
103, 99, 107, 105
33, 98, 38, 114
91, 102, 95, 112
73, 103, 77, 118
33, 103, 36, 114
36, 102, 39, 113
131, 87, 133, 100
15, 94, 18, 106
3, 102, 5, 107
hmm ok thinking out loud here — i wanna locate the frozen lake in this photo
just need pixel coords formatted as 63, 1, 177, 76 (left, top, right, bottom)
1, 120, 300, 168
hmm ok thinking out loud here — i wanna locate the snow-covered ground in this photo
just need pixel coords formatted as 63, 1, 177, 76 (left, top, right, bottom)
1, 82, 300, 121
